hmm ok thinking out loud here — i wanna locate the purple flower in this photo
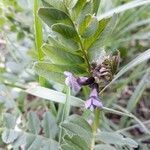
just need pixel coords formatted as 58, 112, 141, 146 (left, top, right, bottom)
77, 76, 95, 85
64, 71, 88, 94
85, 84, 103, 110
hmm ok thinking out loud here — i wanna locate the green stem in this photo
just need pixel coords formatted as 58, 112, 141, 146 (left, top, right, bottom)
91, 108, 100, 150
34, 0, 45, 85
58, 86, 71, 145
34, 0, 56, 114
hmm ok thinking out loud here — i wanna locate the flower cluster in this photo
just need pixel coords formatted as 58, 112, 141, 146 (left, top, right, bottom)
85, 83, 103, 110
64, 71, 103, 110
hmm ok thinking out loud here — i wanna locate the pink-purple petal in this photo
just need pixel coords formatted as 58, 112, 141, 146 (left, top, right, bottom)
85, 99, 92, 109
64, 71, 82, 94
64, 71, 72, 77
93, 99, 103, 108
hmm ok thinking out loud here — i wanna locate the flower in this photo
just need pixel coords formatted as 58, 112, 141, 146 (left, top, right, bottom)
64, 71, 81, 94
85, 84, 103, 110
77, 76, 95, 85
64, 71, 90, 94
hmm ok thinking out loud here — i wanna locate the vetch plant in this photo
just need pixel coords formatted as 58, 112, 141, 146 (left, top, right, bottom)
64, 71, 103, 110
1, 0, 150, 150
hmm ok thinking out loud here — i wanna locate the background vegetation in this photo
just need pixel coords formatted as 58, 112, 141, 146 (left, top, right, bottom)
0, 0, 150, 150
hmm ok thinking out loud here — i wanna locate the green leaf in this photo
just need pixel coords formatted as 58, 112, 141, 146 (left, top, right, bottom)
92, 0, 101, 15
34, 62, 87, 83
64, 0, 78, 9
41, 0, 53, 7
42, 44, 85, 65
79, 14, 99, 38
26, 86, 84, 107
84, 17, 110, 50
62, 135, 89, 150
26, 135, 43, 150
71, 0, 87, 20
76, 1, 93, 25
2, 129, 59, 149
95, 144, 116, 150
97, 0, 150, 20
48, 35, 79, 53
27, 111, 41, 134
40, 0, 66, 11
3, 113, 16, 129
2, 129, 19, 144
61, 144, 77, 150
0, 84, 15, 109
96, 131, 138, 148
35, 62, 86, 75
42, 111, 58, 139
66, 115, 92, 133
87, 15, 117, 62
34, 63, 65, 84
38, 8, 72, 27
17, 31, 25, 41
61, 115, 92, 143
52, 23, 78, 39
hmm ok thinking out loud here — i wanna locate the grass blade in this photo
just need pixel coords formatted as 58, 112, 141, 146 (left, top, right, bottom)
97, 0, 150, 20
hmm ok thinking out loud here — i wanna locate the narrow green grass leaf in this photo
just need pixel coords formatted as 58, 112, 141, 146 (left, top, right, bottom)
120, 71, 149, 127
113, 49, 150, 82
26, 86, 84, 107
34, 0, 45, 85
97, 0, 150, 20
126, 71, 149, 112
